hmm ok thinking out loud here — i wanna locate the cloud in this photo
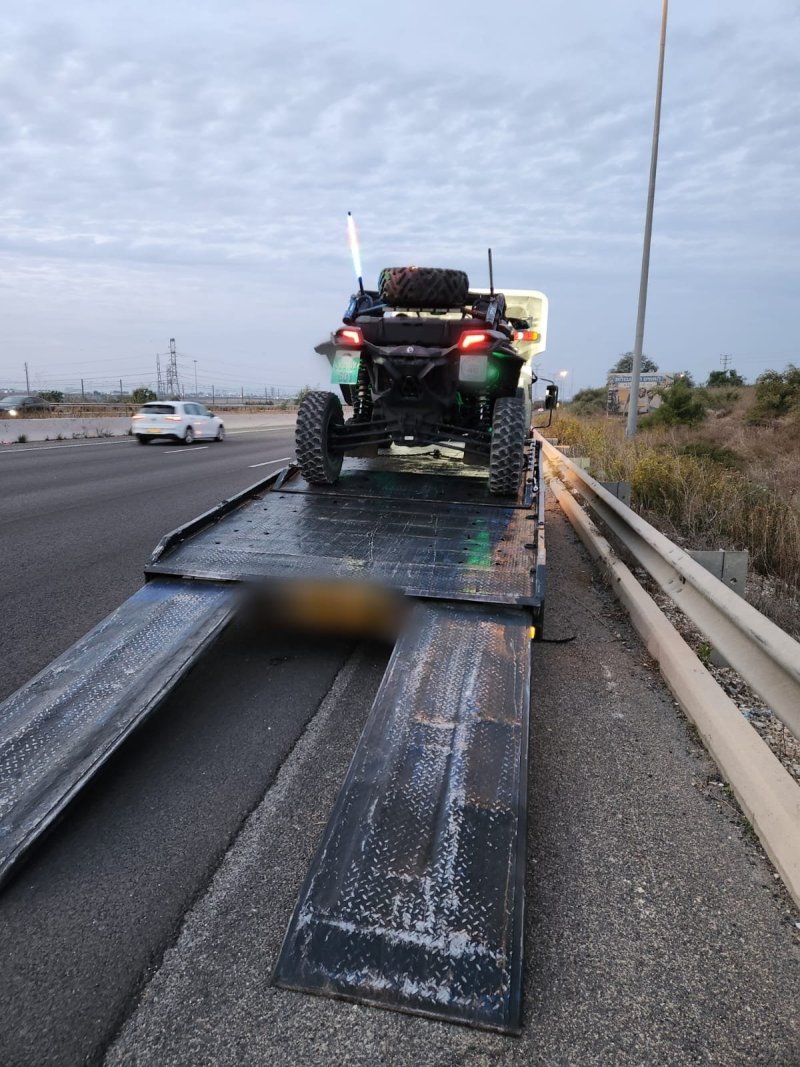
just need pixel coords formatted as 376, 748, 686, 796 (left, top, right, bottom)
0, 0, 798, 388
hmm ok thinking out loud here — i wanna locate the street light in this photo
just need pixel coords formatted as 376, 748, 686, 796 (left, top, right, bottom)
193, 360, 198, 398
559, 370, 569, 402
627, 0, 669, 439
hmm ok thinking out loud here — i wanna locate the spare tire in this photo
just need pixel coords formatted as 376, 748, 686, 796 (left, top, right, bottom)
378, 267, 469, 309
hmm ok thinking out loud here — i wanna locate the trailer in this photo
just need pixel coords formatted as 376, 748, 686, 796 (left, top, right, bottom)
0, 438, 546, 1034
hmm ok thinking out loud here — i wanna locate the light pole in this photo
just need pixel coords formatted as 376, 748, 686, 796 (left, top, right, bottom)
559, 370, 569, 402
627, 0, 669, 439
193, 360, 198, 398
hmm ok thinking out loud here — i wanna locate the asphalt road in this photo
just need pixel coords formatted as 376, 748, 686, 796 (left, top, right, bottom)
1, 446, 799, 1065
0, 424, 296, 701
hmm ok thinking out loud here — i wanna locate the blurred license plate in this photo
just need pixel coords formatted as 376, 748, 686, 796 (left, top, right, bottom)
331, 351, 361, 385
459, 355, 488, 382
148, 428, 163, 433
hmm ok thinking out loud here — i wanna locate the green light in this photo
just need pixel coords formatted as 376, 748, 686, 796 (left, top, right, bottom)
465, 525, 493, 568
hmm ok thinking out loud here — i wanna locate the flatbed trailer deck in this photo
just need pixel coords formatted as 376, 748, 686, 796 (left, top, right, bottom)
0, 442, 546, 1033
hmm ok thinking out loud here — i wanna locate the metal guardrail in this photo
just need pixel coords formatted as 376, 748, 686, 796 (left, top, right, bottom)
537, 433, 800, 740
537, 432, 800, 910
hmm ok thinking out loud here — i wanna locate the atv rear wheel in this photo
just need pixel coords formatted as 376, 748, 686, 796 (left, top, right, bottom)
378, 266, 469, 309
296, 391, 344, 485
489, 396, 527, 495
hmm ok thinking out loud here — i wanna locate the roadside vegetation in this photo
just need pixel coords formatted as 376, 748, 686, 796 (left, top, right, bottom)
555, 365, 800, 636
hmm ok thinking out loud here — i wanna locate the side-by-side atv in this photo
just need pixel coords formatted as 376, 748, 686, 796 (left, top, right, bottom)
296, 266, 554, 495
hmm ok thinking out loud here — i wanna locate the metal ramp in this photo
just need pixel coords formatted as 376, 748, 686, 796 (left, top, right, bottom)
0, 580, 236, 886
274, 601, 532, 1033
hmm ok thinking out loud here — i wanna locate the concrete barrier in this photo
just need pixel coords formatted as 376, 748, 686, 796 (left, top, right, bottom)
0, 412, 296, 445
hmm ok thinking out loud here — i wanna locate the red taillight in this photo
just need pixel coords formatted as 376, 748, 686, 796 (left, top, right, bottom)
336, 327, 364, 347
513, 329, 541, 343
459, 330, 489, 351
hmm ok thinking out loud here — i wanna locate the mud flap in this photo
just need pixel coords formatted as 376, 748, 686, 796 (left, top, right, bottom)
274, 601, 532, 1033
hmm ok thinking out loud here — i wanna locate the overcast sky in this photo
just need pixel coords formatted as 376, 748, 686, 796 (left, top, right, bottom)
1, 0, 798, 395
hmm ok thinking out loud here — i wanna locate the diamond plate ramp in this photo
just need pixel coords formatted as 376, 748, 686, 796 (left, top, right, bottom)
274, 601, 532, 1033
0, 579, 237, 886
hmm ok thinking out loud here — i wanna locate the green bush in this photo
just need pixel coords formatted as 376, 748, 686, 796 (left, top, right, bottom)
131, 387, 157, 405
553, 411, 800, 599
748, 365, 800, 422
641, 378, 706, 427
570, 386, 607, 416
707, 369, 745, 387
679, 440, 742, 468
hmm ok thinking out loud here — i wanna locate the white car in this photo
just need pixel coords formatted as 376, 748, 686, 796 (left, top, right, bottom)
131, 401, 225, 445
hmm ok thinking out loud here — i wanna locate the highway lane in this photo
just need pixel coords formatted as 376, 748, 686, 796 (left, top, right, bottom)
0, 425, 296, 701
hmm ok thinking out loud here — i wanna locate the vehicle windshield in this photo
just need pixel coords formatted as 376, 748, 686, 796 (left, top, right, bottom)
1, 396, 29, 404
139, 404, 176, 414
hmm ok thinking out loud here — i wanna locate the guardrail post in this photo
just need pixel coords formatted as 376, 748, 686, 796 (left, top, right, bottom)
600, 481, 632, 506
688, 550, 750, 667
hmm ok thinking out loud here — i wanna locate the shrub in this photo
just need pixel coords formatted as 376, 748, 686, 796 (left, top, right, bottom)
680, 441, 742, 468
570, 387, 607, 416
707, 369, 745, 387
748, 365, 800, 422
641, 378, 706, 427
552, 412, 800, 612
131, 387, 157, 405
17, 433, 28, 443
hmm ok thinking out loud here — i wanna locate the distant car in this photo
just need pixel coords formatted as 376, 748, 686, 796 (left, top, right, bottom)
0, 395, 51, 416
131, 401, 225, 445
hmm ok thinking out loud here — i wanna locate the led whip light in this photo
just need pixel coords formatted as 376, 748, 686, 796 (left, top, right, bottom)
347, 211, 365, 295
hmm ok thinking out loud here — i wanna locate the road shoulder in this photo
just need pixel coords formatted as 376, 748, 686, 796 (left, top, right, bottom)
106, 500, 800, 1066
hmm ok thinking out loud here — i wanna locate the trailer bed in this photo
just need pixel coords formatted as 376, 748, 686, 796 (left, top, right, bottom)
146, 457, 539, 608
0, 445, 545, 1035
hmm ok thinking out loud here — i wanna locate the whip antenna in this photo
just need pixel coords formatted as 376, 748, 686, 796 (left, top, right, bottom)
347, 212, 365, 295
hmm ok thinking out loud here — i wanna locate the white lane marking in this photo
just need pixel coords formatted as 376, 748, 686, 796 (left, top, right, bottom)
162, 446, 210, 454
0, 439, 131, 456
248, 456, 292, 468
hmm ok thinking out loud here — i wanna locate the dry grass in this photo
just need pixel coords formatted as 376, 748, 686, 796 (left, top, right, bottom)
553, 399, 800, 637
